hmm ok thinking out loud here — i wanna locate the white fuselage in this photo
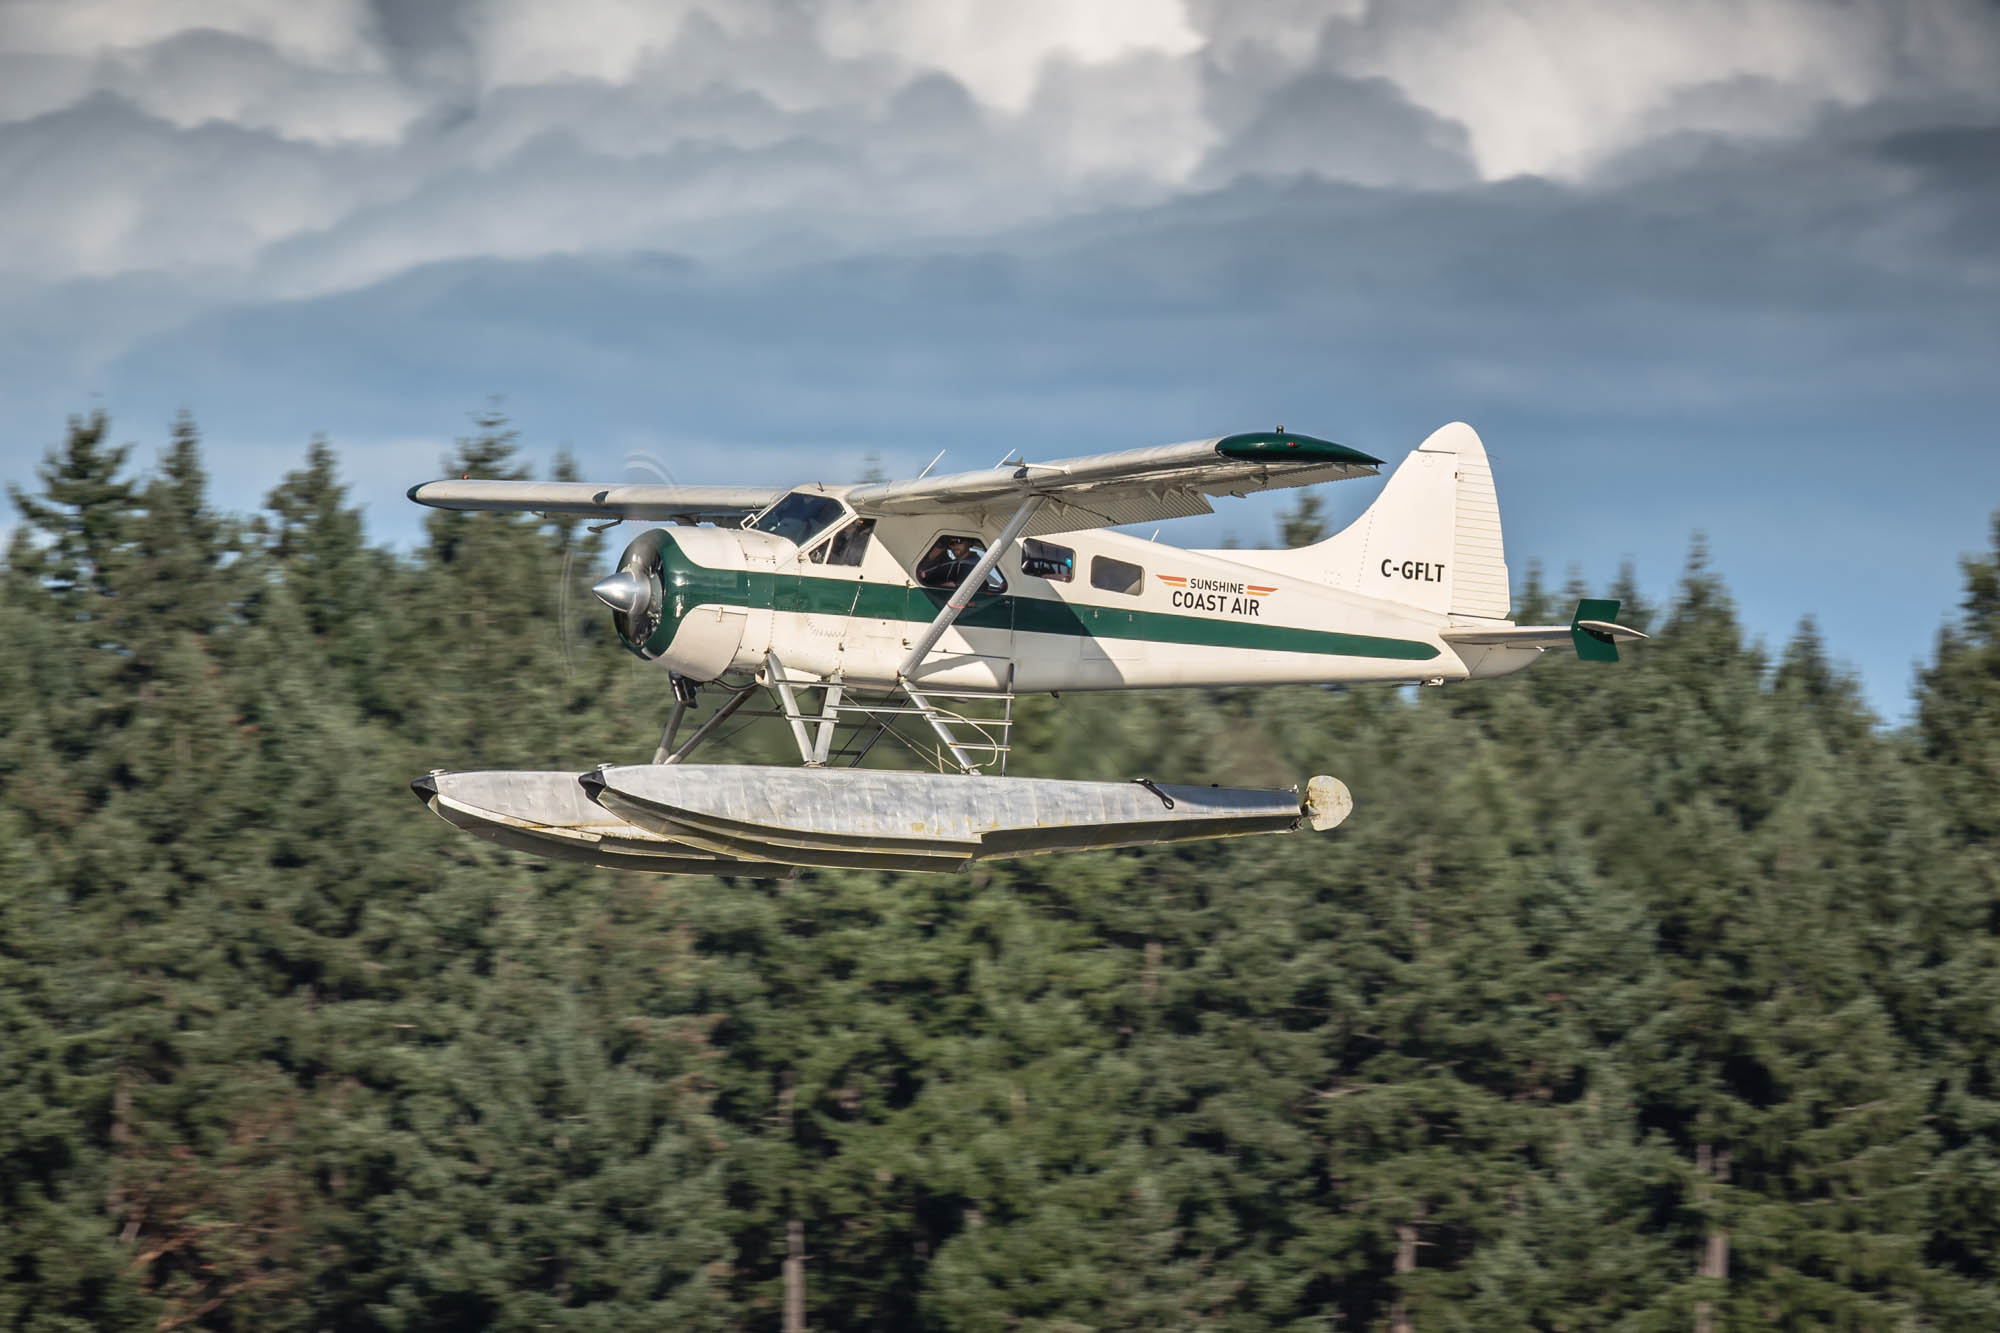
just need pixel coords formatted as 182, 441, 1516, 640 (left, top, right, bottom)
641, 511, 1542, 693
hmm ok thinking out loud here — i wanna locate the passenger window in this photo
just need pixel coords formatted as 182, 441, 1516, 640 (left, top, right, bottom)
1091, 555, 1144, 595
820, 519, 875, 567
1020, 539, 1074, 583
916, 534, 1006, 595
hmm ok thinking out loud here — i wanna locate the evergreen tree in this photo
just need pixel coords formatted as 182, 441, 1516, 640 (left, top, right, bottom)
7, 410, 138, 603
262, 435, 380, 688
1911, 512, 2000, 1324
5, 414, 2000, 1330
1278, 489, 1329, 548
1919, 513, 2000, 848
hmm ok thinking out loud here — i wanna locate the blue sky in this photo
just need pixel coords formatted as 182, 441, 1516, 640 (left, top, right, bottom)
3, 0, 1997, 719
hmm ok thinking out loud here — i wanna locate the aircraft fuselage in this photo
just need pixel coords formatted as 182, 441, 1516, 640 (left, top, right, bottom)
619, 506, 1540, 692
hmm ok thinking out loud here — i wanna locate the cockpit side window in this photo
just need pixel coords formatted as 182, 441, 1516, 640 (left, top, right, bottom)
749, 492, 848, 548
819, 518, 875, 567
915, 534, 1006, 595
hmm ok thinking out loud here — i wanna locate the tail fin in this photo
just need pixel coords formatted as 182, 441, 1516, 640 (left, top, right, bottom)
1295, 422, 1510, 618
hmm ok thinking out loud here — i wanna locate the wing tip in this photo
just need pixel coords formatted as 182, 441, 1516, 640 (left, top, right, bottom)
1214, 431, 1383, 468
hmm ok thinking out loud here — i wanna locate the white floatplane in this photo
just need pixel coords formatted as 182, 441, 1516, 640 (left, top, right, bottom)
409, 422, 1643, 874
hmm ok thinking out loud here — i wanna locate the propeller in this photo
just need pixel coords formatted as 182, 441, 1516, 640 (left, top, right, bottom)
553, 449, 681, 682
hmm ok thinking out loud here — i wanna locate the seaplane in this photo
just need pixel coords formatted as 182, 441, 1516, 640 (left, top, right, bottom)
408, 422, 1643, 875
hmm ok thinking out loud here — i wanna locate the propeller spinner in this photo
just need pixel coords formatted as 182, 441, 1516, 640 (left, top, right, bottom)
591, 570, 651, 618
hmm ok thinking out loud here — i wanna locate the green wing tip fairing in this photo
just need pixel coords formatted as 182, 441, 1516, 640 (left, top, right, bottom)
1214, 432, 1384, 468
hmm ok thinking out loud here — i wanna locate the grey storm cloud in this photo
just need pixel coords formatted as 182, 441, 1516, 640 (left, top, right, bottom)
95, 114, 1996, 444
1195, 72, 1475, 188
2, 0, 1994, 446
2, 0, 1996, 293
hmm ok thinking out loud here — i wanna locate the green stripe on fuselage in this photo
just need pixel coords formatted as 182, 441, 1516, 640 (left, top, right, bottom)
644, 543, 1439, 662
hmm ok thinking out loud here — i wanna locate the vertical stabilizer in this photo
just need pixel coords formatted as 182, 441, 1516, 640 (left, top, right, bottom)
1284, 422, 1511, 619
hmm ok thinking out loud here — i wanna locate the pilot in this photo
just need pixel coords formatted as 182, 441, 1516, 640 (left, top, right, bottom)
917, 537, 964, 587
920, 535, 1006, 592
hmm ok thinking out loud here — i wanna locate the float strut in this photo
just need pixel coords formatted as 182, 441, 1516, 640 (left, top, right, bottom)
766, 654, 819, 765
662, 681, 758, 765
811, 682, 845, 766
652, 673, 704, 763
652, 700, 687, 764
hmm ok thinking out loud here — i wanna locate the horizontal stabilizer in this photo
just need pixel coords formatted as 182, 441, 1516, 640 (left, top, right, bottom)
1441, 599, 1648, 662
1571, 598, 1640, 662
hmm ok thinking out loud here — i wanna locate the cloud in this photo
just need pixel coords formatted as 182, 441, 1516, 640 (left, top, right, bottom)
86, 114, 1998, 459
1196, 72, 1474, 189
1017, 47, 1215, 183
0, 48, 92, 122
818, 0, 1203, 113
1305, 0, 2000, 179
93, 27, 426, 144
1, 0, 1992, 296
469, 0, 710, 89
1875, 123, 2000, 266
0, 0, 386, 69
0, 95, 371, 279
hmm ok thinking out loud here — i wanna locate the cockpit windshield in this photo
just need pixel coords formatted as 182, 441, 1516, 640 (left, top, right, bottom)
748, 491, 848, 548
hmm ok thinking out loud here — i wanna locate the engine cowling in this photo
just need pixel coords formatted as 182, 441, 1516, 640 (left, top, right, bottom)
594, 528, 751, 681
595, 528, 669, 650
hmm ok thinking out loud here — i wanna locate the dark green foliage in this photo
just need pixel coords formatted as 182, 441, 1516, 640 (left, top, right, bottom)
1920, 513, 2000, 847
1278, 488, 1329, 548
2, 410, 1997, 1330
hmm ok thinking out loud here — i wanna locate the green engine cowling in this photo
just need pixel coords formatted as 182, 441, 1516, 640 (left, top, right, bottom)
595, 528, 755, 679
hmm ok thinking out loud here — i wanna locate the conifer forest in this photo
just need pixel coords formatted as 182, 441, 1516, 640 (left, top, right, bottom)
7, 408, 2000, 1332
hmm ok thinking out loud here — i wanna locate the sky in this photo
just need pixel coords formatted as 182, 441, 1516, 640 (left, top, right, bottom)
2, 0, 1997, 720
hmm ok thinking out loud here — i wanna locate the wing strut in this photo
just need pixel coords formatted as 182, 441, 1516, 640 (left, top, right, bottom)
898, 494, 1043, 681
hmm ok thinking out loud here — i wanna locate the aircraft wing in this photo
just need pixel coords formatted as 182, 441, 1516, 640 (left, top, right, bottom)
845, 430, 1382, 536
406, 479, 782, 524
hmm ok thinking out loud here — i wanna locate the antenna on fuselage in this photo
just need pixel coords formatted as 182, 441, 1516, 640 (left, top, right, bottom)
916, 449, 946, 479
